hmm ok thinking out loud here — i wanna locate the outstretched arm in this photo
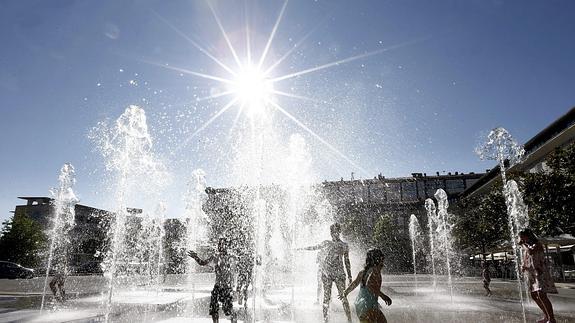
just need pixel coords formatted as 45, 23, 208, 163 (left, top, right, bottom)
340, 271, 362, 300
297, 240, 327, 251
187, 251, 212, 266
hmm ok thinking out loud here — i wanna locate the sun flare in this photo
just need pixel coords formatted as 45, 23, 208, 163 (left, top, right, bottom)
230, 65, 274, 115
147, 0, 421, 173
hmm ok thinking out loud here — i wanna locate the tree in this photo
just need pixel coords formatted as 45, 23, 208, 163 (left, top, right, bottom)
522, 141, 575, 236
372, 213, 411, 272
0, 214, 46, 267
453, 188, 509, 258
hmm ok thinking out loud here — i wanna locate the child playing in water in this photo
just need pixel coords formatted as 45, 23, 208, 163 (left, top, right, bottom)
340, 249, 392, 323
519, 229, 557, 323
299, 223, 353, 323
188, 237, 237, 323
482, 262, 492, 296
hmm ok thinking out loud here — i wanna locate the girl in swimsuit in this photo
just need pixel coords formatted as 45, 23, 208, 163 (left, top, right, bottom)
519, 229, 557, 323
340, 249, 392, 323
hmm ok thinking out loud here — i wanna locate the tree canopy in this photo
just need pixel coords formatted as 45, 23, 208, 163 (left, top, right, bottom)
522, 141, 575, 236
453, 188, 509, 257
0, 214, 46, 267
372, 213, 411, 272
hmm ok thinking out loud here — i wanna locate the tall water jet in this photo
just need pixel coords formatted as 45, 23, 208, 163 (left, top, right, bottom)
505, 180, 529, 233
285, 134, 313, 319
243, 107, 273, 323
153, 202, 167, 293
409, 214, 421, 290
424, 199, 437, 290
40, 163, 79, 311
92, 105, 169, 321
183, 169, 207, 299
434, 189, 454, 302
476, 127, 527, 323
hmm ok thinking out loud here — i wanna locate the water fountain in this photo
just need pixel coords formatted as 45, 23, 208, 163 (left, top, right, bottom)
182, 169, 207, 301
153, 202, 167, 293
476, 127, 527, 323
40, 163, 79, 311
92, 105, 169, 321
424, 189, 454, 301
434, 189, 454, 302
408, 214, 421, 291
285, 134, 313, 320
424, 199, 438, 290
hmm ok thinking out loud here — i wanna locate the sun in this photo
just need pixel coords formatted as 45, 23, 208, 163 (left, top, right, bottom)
230, 64, 274, 115
146, 0, 422, 172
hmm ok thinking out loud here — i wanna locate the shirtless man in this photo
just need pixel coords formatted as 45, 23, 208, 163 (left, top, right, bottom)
300, 223, 352, 323
188, 237, 237, 323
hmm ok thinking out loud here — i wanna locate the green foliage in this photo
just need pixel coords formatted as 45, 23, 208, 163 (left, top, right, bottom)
371, 213, 411, 272
522, 142, 575, 236
0, 214, 46, 267
453, 188, 509, 256
340, 204, 373, 247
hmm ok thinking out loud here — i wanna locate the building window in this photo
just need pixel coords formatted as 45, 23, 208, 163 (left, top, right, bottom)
402, 182, 417, 200
445, 179, 465, 194
370, 183, 386, 202
387, 183, 401, 202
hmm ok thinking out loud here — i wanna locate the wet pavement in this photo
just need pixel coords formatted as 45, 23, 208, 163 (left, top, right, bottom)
0, 274, 574, 322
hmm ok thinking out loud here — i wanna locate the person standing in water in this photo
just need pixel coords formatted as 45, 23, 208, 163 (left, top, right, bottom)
49, 273, 66, 302
482, 262, 492, 296
299, 223, 353, 323
188, 237, 237, 323
341, 249, 392, 323
519, 229, 557, 323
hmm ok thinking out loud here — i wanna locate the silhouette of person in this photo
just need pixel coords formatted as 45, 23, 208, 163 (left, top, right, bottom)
49, 273, 66, 302
189, 237, 237, 323
482, 262, 492, 296
299, 223, 352, 323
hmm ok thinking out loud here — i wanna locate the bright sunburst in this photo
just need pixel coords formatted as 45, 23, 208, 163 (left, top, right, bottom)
230, 64, 274, 116
146, 0, 424, 174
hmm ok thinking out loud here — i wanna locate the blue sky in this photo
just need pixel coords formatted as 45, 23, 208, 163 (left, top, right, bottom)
1, 0, 574, 221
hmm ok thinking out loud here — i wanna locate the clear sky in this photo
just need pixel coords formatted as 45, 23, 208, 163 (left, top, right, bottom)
1, 0, 574, 222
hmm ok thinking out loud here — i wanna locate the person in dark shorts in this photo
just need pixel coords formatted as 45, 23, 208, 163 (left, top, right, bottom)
482, 262, 492, 296
189, 237, 237, 323
299, 223, 353, 323
49, 273, 66, 302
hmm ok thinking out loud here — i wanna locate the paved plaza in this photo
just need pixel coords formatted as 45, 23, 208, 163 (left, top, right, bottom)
0, 274, 574, 322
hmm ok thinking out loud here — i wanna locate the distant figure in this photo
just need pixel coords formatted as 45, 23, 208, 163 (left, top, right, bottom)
482, 262, 492, 296
519, 229, 558, 323
49, 273, 66, 302
188, 238, 237, 323
299, 223, 352, 323
341, 249, 392, 323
